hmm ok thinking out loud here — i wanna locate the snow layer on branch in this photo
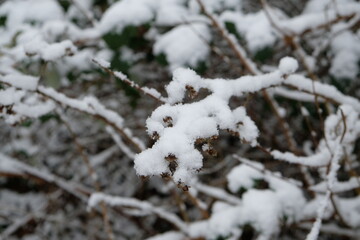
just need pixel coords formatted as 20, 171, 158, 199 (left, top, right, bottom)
338, 196, 360, 228
145, 232, 184, 240
330, 29, 360, 80
13, 101, 55, 119
88, 192, 187, 232
279, 0, 360, 35
135, 58, 297, 183
155, 1, 190, 26
0, 0, 64, 28
188, 162, 306, 238
227, 163, 306, 220
286, 74, 360, 112
153, 23, 211, 70
272, 147, 331, 167
189, 190, 282, 239
25, 39, 77, 61
220, 10, 278, 52
1, 74, 39, 91
227, 162, 263, 191
99, 0, 155, 34
273, 104, 359, 168
311, 177, 360, 193
0, 88, 25, 105
189, 0, 241, 14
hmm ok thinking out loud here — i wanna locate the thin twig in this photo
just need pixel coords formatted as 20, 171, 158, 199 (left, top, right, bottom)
58, 111, 115, 240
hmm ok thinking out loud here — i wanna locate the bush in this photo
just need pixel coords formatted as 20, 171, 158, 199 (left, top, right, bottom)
0, 0, 360, 239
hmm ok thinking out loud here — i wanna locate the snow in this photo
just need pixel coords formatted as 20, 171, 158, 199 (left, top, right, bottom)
220, 10, 278, 52
155, 3, 189, 26
286, 74, 360, 112
145, 232, 184, 240
279, 1, 360, 35
337, 196, 360, 227
13, 101, 55, 118
135, 58, 297, 183
311, 177, 360, 193
0, 0, 64, 28
25, 39, 77, 61
98, 0, 154, 34
329, 30, 360, 79
92, 57, 110, 68
114, 71, 128, 81
153, 23, 211, 70
227, 163, 263, 192
271, 147, 331, 167
0, 0, 360, 239
88, 192, 188, 233
1, 74, 39, 91
305, 191, 331, 240
0, 87, 25, 105
188, 189, 282, 239
278, 57, 299, 75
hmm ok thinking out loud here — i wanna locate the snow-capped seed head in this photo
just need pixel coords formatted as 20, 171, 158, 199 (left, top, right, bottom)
160, 172, 171, 180
177, 182, 189, 191
168, 161, 178, 174
140, 175, 149, 181
279, 57, 298, 75
210, 135, 219, 140
165, 154, 177, 162
163, 116, 173, 127
151, 131, 160, 140
195, 138, 206, 145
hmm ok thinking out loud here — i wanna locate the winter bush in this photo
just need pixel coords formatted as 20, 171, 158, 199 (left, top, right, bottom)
0, 0, 360, 239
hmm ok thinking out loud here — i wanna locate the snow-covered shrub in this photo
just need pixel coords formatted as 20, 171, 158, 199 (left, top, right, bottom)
0, 0, 360, 240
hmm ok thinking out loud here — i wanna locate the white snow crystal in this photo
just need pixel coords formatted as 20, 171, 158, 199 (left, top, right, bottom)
153, 23, 211, 70
1, 74, 39, 90
278, 57, 299, 75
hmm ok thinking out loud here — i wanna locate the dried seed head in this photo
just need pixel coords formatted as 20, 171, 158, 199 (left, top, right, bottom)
165, 154, 177, 162
185, 85, 198, 99
227, 129, 240, 137
160, 172, 171, 180
177, 182, 189, 192
163, 116, 173, 127
168, 161, 178, 174
236, 121, 243, 128
210, 135, 219, 141
151, 131, 160, 140
207, 148, 218, 157
202, 143, 217, 157
195, 138, 206, 145
140, 175, 149, 181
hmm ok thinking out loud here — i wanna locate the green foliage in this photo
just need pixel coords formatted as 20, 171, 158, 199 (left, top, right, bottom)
21, 119, 33, 127
213, 234, 232, 240
39, 113, 60, 123
194, 61, 208, 75
58, 0, 71, 12
241, 223, 255, 240
254, 47, 274, 63
0, 16, 7, 27
43, 67, 61, 89
253, 178, 269, 189
155, 53, 168, 66
224, 21, 241, 40
329, 76, 352, 94
117, 80, 141, 108
103, 24, 150, 50
235, 186, 248, 197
